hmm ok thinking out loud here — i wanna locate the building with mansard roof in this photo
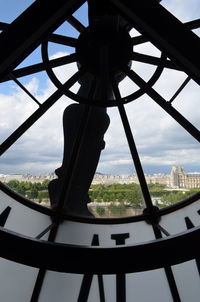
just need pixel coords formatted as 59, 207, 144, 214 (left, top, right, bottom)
170, 166, 200, 189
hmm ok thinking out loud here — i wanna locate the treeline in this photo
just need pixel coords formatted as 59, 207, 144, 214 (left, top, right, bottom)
5, 180, 197, 208
89, 183, 143, 207
89, 183, 196, 207
159, 191, 196, 206
6, 179, 50, 201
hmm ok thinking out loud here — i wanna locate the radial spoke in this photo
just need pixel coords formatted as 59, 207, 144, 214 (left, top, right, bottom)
132, 35, 148, 46
112, 80, 154, 211
1, 53, 78, 82
156, 224, 170, 236
35, 222, 56, 239
48, 33, 77, 47
152, 223, 181, 301
8, 73, 41, 106
67, 15, 85, 33
169, 76, 190, 104
131, 52, 181, 70
185, 18, 200, 30
0, 69, 85, 155
124, 67, 200, 143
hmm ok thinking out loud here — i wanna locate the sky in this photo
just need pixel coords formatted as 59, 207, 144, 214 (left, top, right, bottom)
0, 0, 200, 176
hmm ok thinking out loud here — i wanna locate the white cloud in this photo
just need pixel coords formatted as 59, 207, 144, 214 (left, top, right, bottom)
1, 59, 199, 175
1, 1, 200, 175
161, 0, 200, 23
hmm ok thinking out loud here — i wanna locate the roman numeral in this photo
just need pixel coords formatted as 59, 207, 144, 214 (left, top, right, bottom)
155, 224, 181, 301
111, 233, 130, 245
0, 206, 11, 227
185, 213, 200, 276
77, 234, 105, 302
111, 233, 130, 302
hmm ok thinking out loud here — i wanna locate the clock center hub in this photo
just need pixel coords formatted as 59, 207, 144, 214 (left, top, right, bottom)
76, 18, 132, 78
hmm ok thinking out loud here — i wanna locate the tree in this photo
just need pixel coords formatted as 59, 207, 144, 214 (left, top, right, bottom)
96, 206, 105, 216
38, 190, 49, 199
41, 179, 50, 190
26, 189, 38, 199
128, 185, 143, 208
108, 202, 126, 215
7, 180, 19, 190
160, 191, 193, 206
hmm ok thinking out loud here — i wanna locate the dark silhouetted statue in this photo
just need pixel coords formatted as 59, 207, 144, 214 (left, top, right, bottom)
48, 75, 110, 216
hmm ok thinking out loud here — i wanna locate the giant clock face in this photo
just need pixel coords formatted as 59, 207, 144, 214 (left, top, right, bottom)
0, 0, 200, 302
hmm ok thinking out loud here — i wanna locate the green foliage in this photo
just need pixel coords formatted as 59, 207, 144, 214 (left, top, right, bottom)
148, 183, 165, 190
96, 206, 105, 216
160, 191, 194, 206
108, 202, 126, 215
6, 180, 197, 210
38, 190, 49, 199
26, 189, 38, 199
40, 179, 51, 190
6, 180, 50, 200
89, 183, 143, 207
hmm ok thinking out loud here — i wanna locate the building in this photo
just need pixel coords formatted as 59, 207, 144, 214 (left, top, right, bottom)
1, 166, 200, 189
170, 166, 200, 189
0, 173, 56, 183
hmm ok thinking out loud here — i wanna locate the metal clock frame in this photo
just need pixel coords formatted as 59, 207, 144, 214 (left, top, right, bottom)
0, 2, 200, 301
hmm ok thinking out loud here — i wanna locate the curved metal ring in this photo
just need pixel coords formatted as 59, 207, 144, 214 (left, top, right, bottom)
0, 224, 200, 274
41, 37, 167, 107
1, 181, 200, 224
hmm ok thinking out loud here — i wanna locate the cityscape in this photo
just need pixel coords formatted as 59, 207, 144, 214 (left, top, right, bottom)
1, 166, 200, 189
